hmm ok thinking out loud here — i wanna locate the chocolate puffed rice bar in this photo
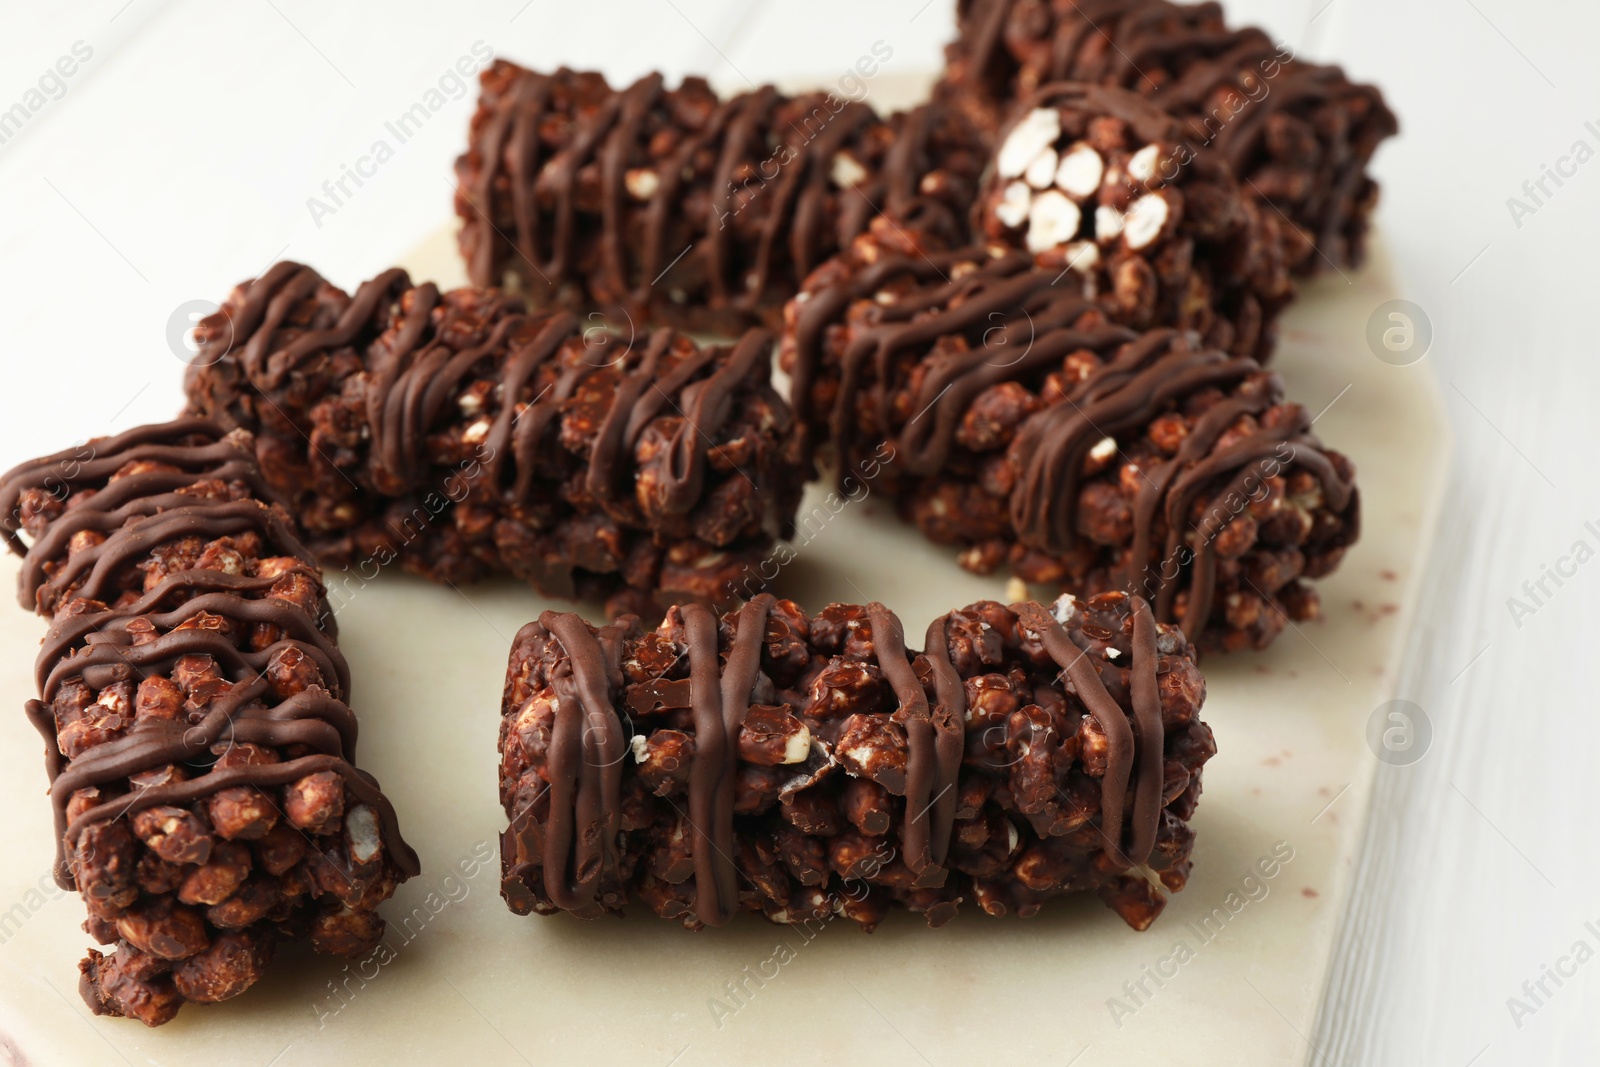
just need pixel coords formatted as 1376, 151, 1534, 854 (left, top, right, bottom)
0, 419, 419, 1025
183, 261, 808, 616
938, 0, 1397, 273
454, 61, 987, 334
780, 238, 1358, 654
498, 591, 1214, 931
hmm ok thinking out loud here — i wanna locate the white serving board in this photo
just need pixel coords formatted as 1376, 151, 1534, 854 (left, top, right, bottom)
0, 215, 1446, 1065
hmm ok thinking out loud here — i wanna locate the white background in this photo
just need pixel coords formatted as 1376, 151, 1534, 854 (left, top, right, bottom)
0, 1, 1593, 1063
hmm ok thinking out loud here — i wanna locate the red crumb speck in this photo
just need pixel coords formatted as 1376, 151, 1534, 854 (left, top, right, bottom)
1380, 569, 1397, 581
1379, 603, 1398, 616
1302, 888, 1319, 899
1263, 756, 1281, 767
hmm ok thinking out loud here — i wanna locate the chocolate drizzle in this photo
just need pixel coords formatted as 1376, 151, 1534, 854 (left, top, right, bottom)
1118, 380, 1350, 635
682, 602, 736, 924
790, 247, 1121, 474
0, 419, 281, 607
786, 249, 1354, 640
0, 419, 418, 887
870, 604, 963, 883
1013, 597, 1162, 867
537, 610, 628, 911
456, 63, 973, 321
220, 262, 409, 394
533, 597, 785, 926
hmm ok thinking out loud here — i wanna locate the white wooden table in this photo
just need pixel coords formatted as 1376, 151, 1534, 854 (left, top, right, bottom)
0, 2, 1592, 1063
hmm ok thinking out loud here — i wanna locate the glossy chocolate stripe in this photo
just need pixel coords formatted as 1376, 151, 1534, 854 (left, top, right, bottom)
868, 603, 954, 885
1013, 599, 1163, 868
917, 617, 967, 873
1126, 598, 1164, 864
681, 602, 735, 925
540, 611, 627, 910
